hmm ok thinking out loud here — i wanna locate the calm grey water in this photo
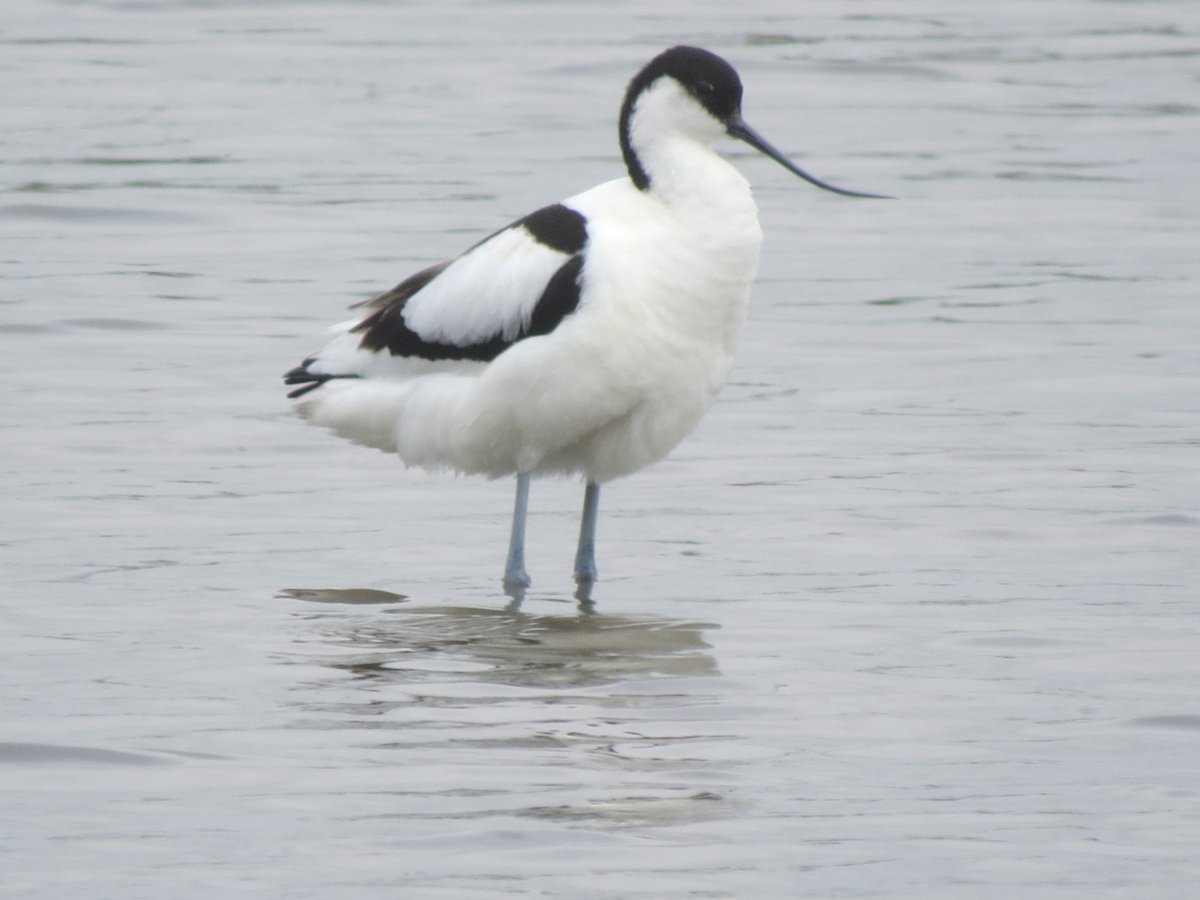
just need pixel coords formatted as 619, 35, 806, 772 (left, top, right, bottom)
2, 1, 1198, 896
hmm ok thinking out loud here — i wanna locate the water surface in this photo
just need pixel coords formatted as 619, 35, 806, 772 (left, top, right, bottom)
2, 1, 1198, 896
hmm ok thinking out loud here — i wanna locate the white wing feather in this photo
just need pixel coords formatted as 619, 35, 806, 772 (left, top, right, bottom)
401, 224, 572, 346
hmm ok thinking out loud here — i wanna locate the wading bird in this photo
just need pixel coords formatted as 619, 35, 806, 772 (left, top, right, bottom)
284, 45, 885, 600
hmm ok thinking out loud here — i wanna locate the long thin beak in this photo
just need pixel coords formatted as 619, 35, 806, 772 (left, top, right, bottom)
727, 119, 890, 199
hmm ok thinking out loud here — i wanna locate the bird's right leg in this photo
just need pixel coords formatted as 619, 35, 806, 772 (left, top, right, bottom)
503, 472, 532, 598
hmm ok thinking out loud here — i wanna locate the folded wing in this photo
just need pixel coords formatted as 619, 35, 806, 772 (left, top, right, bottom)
285, 203, 589, 398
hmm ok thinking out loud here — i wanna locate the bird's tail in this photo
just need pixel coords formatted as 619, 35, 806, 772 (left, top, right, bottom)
290, 376, 416, 454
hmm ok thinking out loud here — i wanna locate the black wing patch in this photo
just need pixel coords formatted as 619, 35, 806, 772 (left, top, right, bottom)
352, 204, 588, 363
528, 256, 584, 337
518, 204, 588, 255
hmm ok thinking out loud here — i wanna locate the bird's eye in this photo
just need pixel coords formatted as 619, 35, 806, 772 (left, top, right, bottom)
696, 80, 715, 96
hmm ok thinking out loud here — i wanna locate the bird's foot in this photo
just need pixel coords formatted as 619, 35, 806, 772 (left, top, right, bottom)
503, 567, 531, 602
573, 576, 595, 605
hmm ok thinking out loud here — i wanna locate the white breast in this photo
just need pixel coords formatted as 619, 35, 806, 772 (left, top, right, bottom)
450, 162, 763, 481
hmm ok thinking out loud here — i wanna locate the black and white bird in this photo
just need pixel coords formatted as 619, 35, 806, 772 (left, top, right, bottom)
284, 45, 884, 600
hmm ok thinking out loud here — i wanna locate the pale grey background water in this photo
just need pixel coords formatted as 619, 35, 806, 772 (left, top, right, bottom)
2, 1, 1198, 897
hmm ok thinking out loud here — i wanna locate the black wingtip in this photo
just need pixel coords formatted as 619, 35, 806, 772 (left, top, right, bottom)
283, 366, 308, 385
284, 360, 361, 399
285, 380, 323, 400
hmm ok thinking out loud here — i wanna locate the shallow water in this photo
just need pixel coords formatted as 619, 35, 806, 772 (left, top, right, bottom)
2, 1, 1198, 896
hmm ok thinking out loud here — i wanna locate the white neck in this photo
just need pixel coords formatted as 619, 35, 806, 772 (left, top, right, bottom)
624, 78, 753, 213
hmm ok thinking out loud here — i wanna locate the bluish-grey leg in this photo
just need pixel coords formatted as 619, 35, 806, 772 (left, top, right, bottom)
573, 481, 600, 600
503, 472, 532, 598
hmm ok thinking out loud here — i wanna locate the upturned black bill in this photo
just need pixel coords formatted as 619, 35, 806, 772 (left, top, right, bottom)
728, 119, 890, 199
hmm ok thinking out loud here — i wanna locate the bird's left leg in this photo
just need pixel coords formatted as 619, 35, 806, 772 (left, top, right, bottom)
573, 480, 600, 600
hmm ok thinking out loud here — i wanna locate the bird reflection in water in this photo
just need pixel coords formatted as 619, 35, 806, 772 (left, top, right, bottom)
279, 587, 718, 690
